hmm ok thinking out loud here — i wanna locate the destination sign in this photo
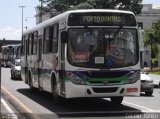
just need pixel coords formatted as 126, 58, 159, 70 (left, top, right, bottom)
68, 12, 136, 26
82, 16, 121, 24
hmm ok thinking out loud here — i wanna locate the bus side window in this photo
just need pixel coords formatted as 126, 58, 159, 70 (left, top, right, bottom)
33, 31, 38, 55
29, 33, 34, 55
52, 24, 58, 53
26, 34, 30, 55
22, 36, 25, 56
43, 26, 52, 53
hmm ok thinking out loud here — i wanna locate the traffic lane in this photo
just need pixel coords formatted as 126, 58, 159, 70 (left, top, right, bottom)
17, 89, 146, 118
123, 89, 160, 111
1, 67, 159, 118
1, 68, 57, 115
2, 86, 143, 118
1, 68, 143, 118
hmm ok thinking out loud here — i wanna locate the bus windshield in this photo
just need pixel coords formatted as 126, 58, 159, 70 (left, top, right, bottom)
67, 28, 138, 68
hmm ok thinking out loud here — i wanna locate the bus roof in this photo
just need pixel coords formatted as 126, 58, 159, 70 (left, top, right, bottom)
23, 9, 135, 35
2, 44, 21, 48
65, 9, 134, 14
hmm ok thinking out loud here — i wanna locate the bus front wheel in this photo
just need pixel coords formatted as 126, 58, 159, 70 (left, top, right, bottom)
28, 72, 36, 92
110, 96, 123, 105
51, 76, 64, 104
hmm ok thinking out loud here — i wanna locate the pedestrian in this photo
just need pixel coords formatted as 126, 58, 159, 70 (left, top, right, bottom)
144, 61, 147, 67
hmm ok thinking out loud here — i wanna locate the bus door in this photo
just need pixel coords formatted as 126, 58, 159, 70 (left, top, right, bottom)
24, 40, 28, 83
36, 37, 42, 89
60, 32, 66, 93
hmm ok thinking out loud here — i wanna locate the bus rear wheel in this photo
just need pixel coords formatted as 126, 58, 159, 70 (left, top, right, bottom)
110, 96, 123, 105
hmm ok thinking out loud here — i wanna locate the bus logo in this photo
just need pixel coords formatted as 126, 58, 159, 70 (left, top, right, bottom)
103, 80, 108, 85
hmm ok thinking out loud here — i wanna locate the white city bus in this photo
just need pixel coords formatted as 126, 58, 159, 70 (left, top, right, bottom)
1, 44, 21, 67
21, 9, 140, 104
1, 45, 13, 67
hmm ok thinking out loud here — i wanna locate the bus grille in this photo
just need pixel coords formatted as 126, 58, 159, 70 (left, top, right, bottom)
141, 80, 146, 83
89, 81, 121, 84
92, 87, 118, 93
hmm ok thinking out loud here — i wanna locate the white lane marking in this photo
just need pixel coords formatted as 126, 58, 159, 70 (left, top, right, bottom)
1, 98, 18, 119
123, 101, 156, 112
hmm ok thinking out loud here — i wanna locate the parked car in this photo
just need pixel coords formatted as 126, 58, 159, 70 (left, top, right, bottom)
140, 70, 154, 96
153, 79, 160, 88
10, 59, 21, 80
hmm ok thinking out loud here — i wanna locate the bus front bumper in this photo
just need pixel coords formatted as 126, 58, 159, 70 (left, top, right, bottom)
65, 80, 140, 98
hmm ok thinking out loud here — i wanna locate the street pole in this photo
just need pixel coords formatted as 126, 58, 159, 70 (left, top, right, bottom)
40, 1, 43, 23
149, 32, 153, 71
151, 38, 152, 71
19, 6, 26, 38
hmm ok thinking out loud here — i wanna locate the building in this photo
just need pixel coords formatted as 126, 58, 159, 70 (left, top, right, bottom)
35, 6, 58, 24
136, 4, 160, 67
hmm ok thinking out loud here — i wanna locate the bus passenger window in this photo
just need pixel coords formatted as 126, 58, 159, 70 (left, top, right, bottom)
33, 31, 38, 54
52, 24, 58, 53
43, 26, 52, 53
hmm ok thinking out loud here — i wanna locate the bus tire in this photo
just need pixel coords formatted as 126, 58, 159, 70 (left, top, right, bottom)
51, 75, 63, 104
28, 72, 36, 92
110, 96, 123, 105
11, 70, 15, 80
145, 91, 153, 96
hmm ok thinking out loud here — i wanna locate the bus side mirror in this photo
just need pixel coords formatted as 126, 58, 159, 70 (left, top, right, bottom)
61, 31, 68, 43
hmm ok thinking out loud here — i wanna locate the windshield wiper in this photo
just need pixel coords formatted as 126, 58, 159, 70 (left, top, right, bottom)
114, 25, 123, 37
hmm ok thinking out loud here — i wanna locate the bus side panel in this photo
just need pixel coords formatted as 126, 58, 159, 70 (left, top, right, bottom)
40, 54, 53, 92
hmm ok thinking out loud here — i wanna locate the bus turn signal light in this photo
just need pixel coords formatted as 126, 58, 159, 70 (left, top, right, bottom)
126, 88, 138, 93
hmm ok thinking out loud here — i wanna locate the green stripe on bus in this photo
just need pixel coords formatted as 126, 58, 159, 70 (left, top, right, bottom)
64, 76, 128, 81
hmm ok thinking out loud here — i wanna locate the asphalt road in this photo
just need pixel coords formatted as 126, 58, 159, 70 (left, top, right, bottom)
1, 68, 160, 119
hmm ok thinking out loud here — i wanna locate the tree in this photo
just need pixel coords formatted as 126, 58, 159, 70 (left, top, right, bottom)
39, 0, 143, 14
39, 0, 87, 13
152, 20, 160, 44
144, 20, 160, 68
69, 2, 94, 10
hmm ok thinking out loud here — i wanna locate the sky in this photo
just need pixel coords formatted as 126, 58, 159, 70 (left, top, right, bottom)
0, 0, 160, 40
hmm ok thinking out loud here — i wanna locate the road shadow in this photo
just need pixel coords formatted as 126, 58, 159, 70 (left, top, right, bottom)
17, 88, 142, 118
10, 77, 22, 81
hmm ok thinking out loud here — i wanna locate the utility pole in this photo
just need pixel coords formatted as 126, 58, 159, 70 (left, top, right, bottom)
19, 6, 26, 39
149, 32, 153, 71
40, 1, 43, 23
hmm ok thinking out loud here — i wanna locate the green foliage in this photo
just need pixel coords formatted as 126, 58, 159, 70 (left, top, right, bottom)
39, 0, 87, 13
143, 29, 153, 47
152, 20, 160, 44
69, 2, 94, 10
39, 0, 143, 14
152, 58, 159, 65
144, 20, 160, 59
149, 72, 160, 75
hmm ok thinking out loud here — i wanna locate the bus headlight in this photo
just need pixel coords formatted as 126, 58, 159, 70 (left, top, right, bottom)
125, 71, 140, 84
66, 72, 86, 85
71, 75, 86, 85
71, 77, 86, 85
